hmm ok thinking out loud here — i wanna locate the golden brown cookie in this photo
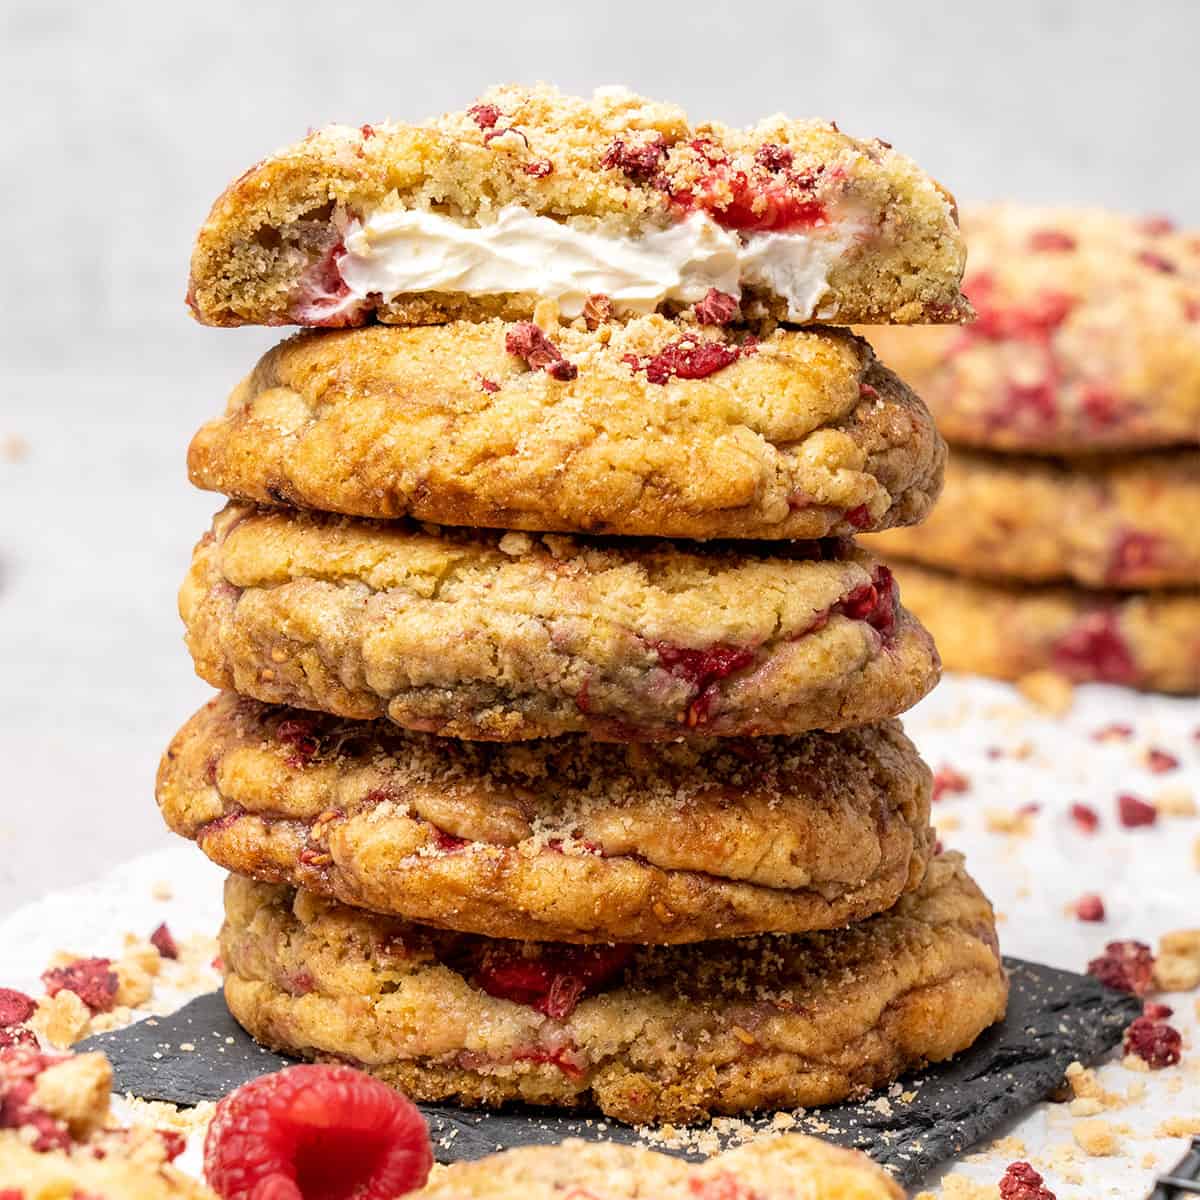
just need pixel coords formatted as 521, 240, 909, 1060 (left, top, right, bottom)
188, 85, 969, 330
866, 205, 1200, 452
887, 560, 1200, 693
866, 447, 1200, 588
188, 320, 944, 540
158, 693, 933, 944
414, 1135, 901, 1200
221, 852, 1006, 1125
180, 506, 940, 740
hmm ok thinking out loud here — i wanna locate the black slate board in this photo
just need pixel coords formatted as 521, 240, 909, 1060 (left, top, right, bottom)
82, 956, 1139, 1186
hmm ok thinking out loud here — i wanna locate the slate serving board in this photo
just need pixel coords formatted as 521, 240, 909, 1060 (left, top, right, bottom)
83, 956, 1140, 1186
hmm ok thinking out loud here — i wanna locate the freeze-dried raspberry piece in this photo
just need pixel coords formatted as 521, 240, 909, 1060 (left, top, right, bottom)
523, 159, 553, 178
624, 337, 750, 384
1091, 723, 1133, 742
203, 1063, 432, 1200
1069, 803, 1100, 834
1028, 229, 1076, 252
1087, 940, 1155, 995
470, 944, 634, 1020
1137, 249, 1176, 273
1050, 611, 1136, 685
931, 765, 970, 804
41, 958, 118, 1014
754, 143, 794, 172
998, 1160, 1056, 1200
505, 322, 578, 381
1140, 214, 1176, 235
599, 135, 667, 183
289, 240, 368, 328
0, 1027, 36, 1049
836, 566, 898, 639
0, 989, 34, 1029
467, 103, 501, 130
1074, 894, 1105, 922
0, 1046, 72, 1152
150, 922, 179, 960
693, 288, 739, 325
1123, 1014, 1182, 1068
1117, 793, 1157, 828
276, 717, 320, 767
1143, 1001, 1173, 1021
675, 159, 826, 232
1145, 748, 1179, 774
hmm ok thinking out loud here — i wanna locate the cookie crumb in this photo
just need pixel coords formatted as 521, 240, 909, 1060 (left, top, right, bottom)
1071, 1118, 1118, 1156
1017, 669, 1074, 714
29, 989, 91, 1048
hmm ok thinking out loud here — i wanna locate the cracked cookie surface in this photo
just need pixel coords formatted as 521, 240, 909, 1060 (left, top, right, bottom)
221, 852, 1006, 1124
866, 447, 1200, 588
180, 505, 940, 740
158, 693, 933, 944
866, 205, 1200, 453
188, 319, 944, 540
887, 560, 1200, 694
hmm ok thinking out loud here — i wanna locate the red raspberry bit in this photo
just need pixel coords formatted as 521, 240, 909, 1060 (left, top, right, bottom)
754, 143, 794, 172
1144, 1001, 1173, 1020
150, 922, 179, 960
0, 988, 35, 1029
931, 765, 970, 804
523, 159, 553, 178
505, 322, 578, 382
290, 239, 367, 328
1028, 229, 1076, 253
1087, 940, 1155, 995
1069, 802, 1100, 834
0, 1047, 73, 1152
467, 103, 501, 130
276, 718, 321, 768
599, 135, 667, 183
432, 828, 470, 853
1139, 214, 1176, 235
859, 382, 880, 399
1117, 793, 1157, 828
1145, 747, 1179, 774
159, 1128, 187, 1162
998, 1161, 1056, 1200
1137, 249, 1176, 273
1073, 893, 1106, 922
470, 944, 634, 1019
1079, 385, 1122, 428
1106, 530, 1160, 583
693, 288, 739, 326
204, 1063, 432, 1200
1123, 1014, 1182, 1069
1050, 610, 1136, 685
478, 376, 500, 394
0, 1027, 37, 1049
1184, 297, 1200, 322
834, 565, 899, 640
655, 642, 757, 728
843, 504, 872, 529
359, 124, 376, 140
624, 337, 750, 384
512, 1043, 587, 1080
1091, 722, 1133, 742
41, 958, 118, 1014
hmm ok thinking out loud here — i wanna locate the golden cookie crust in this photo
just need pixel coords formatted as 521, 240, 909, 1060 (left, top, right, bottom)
180, 506, 940, 740
188, 320, 945, 540
221, 853, 1006, 1125
414, 1135, 901, 1200
158, 693, 933, 944
866, 447, 1200, 588
888, 560, 1200, 694
187, 84, 969, 329
865, 205, 1200, 453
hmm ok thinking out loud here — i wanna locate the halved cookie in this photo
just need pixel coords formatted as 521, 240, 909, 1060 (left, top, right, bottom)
188, 320, 944, 540
158, 693, 933, 944
180, 506, 941, 740
187, 84, 969, 329
221, 853, 1006, 1125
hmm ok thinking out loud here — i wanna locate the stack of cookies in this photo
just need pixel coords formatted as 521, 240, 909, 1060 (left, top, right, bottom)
156, 86, 1007, 1125
867, 205, 1200, 694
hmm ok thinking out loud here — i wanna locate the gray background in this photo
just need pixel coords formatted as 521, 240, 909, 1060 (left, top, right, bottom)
2, 0, 1198, 910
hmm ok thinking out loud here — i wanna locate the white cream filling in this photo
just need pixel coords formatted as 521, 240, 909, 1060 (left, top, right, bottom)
337, 205, 855, 321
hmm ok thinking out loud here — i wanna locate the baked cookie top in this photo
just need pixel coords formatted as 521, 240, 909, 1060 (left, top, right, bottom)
158, 693, 932, 943
414, 1135, 901, 1199
221, 852, 1006, 1125
866, 446, 1200, 588
188, 319, 944, 540
187, 84, 969, 329
180, 505, 940, 740
867, 204, 1200, 453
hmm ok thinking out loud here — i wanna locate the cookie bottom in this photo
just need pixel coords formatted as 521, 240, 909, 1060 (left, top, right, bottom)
221, 853, 1006, 1124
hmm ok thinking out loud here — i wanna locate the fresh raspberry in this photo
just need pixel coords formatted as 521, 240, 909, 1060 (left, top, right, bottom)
624, 337, 750, 384
1087, 940, 1155, 995
41, 958, 118, 1014
1145, 747, 1179, 774
693, 288, 739, 326
998, 1160, 1056, 1200
1069, 803, 1100, 834
1123, 1014, 1182, 1068
469, 944, 633, 1020
1073, 894, 1105, 922
150, 922, 179, 960
1117, 793, 1157, 828
0, 989, 35, 1029
505, 323, 578, 382
1028, 229, 1076, 252
599, 135, 667, 183
754, 143, 794, 172
931, 765, 970, 804
466, 103, 501, 130
203, 1064, 432, 1200
1050, 611, 1136, 685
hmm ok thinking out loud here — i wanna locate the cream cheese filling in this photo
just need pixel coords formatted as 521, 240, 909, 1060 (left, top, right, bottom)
337, 204, 856, 321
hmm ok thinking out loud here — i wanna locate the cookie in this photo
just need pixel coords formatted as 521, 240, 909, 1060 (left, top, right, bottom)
188, 319, 945, 540
187, 84, 969, 329
158, 693, 933, 944
180, 506, 940, 740
414, 1135, 901, 1200
0, 1048, 212, 1199
887, 560, 1200, 693
866, 447, 1200, 588
866, 205, 1200, 452
221, 852, 1006, 1124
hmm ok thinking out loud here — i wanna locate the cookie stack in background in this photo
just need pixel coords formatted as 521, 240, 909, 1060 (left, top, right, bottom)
866, 205, 1200, 695
156, 85, 1007, 1126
